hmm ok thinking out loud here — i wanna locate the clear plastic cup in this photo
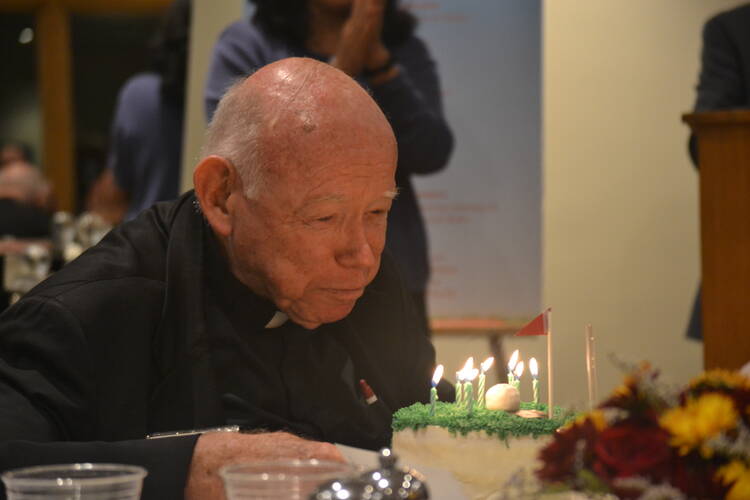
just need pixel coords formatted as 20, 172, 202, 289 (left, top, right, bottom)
220, 459, 354, 500
1, 463, 147, 500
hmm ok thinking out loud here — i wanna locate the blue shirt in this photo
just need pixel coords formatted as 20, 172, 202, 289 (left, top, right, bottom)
107, 73, 183, 220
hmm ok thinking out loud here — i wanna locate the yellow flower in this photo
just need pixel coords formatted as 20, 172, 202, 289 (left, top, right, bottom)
690, 369, 750, 391
716, 461, 750, 500
587, 410, 607, 432
612, 383, 631, 399
611, 374, 638, 399
659, 393, 738, 457
561, 409, 608, 433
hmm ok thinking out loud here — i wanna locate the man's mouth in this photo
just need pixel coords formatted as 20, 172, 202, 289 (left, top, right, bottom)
324, 287, 365, 300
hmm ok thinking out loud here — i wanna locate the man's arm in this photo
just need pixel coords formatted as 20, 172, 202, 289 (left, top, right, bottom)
0, 437, 198, 500
368, 36, 454, 177
185, 431, 344, 499
0, 296, 196, 500
0, 292, 345, 500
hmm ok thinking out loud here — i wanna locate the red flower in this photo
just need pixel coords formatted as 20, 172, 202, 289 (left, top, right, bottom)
537, 419, 598, 484
592, 422, 672, 482
669, 454, 729, 499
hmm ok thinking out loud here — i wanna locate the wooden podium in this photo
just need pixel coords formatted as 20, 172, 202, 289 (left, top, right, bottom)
683, 110, 750, 370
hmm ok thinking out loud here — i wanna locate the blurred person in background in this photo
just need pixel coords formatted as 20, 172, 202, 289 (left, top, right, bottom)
205, 0, 453, 336
0, 141, 34, 169
686, 3, 750, 340
0, 161, 53, 239
693, 3, 750, 115
88, 0, 191, 224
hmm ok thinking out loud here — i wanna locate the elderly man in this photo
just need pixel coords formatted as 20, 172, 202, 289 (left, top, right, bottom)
0, 58, 438, 499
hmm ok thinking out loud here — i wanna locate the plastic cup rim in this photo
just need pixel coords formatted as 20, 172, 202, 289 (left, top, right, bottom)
219, 459, 353, 483
1, 463, 148, 488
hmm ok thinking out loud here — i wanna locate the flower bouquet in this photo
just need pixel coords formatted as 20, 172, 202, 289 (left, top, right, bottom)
536, 366, 750, 499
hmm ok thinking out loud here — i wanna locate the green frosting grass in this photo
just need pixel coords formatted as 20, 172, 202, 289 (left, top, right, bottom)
392, 401, 574, 441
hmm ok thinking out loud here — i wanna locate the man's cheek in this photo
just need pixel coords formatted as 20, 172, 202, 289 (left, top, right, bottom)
267, 263, 310, 301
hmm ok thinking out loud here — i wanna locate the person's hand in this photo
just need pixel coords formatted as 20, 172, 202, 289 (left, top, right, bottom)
331, 0, 388, 77
184, 431, 345, 500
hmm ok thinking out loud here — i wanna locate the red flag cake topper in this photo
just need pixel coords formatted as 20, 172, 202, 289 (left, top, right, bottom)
515, 307, 551, 336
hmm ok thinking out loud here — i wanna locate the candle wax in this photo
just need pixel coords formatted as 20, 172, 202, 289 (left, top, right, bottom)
429, 386, 438, 416
464, 381, 474, 416
477, 373, 486, 408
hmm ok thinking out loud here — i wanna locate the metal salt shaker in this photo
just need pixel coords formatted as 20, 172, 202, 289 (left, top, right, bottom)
309, 448, 429, 499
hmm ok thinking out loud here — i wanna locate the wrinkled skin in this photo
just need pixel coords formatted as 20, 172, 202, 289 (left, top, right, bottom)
196, 58, 397, 329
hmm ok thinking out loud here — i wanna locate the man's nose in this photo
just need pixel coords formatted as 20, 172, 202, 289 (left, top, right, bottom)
336, 222, 377, 270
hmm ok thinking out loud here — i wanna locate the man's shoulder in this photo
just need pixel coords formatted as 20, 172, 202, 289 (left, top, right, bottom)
117, 72, 161, 107
26, 194, 196, 307
706, 3, 750, 34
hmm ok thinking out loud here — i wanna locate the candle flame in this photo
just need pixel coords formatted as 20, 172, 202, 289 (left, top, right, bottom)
508, 350, 519, 371
464, 368, 479, 382
514, 360, 525, 378
456, 358, 478, 381
432, 364, 444, 385
480, 356, 494, 373
529, 357, 539, 377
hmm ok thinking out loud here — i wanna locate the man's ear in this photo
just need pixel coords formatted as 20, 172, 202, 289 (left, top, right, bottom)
193, 155, 240, 237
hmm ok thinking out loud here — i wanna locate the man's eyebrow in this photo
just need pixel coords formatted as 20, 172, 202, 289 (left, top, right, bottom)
299, 194, 345, 207
301, 189, 399, 207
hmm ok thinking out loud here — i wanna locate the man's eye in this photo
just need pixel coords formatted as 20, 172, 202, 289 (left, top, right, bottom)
315, 215, 334, 223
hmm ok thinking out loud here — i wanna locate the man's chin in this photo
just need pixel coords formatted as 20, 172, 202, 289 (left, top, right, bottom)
287, 302, 357, 330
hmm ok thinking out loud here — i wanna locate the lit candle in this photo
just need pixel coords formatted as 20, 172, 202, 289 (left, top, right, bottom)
455, 371, 464, 405
507, 349, 519, 385
458, 357, 474, 407
430, 365, 443, 417
529, 357, 539, 407
477, 357, 494, 408
513, 360, 525, 393
464, 367, 479, 416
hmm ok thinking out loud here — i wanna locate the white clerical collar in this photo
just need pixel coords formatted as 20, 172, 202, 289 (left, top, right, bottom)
265, 311, 289, 329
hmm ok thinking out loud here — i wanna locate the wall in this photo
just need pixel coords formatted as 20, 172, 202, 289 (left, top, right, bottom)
531, 0, 744, 408
180, 0, 243, 192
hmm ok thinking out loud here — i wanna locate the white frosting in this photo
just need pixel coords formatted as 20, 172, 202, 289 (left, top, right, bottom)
392, 426, 551, 500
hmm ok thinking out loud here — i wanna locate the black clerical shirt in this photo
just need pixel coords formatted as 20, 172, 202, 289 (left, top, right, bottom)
0, 192, 437, 499
203, 232, 398, 449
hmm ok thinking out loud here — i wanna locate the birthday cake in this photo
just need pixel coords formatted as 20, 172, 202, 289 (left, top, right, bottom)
391, 401, 572, 500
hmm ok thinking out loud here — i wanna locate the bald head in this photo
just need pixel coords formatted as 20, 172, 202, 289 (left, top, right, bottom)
195, 57, 398, 329
202, 57, 395, 199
